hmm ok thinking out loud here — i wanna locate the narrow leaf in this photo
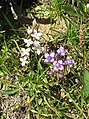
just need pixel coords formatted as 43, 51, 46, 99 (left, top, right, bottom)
1, 89, 19, 95
63, 6, 78, 16
83, 70, 89, 96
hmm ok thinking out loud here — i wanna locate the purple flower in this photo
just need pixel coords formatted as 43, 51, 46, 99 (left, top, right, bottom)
44, 52, 55, 62
56, 53, 60, 58
53, 60, 64, 71
48, 71, 52, 76
59, 73, 63, 78
57, 46, 67, 56
65, 56, 74, 67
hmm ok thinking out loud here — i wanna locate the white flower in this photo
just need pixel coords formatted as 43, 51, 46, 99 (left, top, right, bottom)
33, 41, 40, 47
37, 47, 44, 55
31, 30, 42, 40
23, 38, 33, 47
21, 48, 30, 57
27, 27, 32, 35
32, 46, 44, 55
87, 3, 89, 9
20, 56, 28, 66
32, 41, 44, 55
33, 40, 44, 55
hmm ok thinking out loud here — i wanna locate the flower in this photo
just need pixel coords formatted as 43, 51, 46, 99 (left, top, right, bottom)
59, 73, 63, 78
20, 56, 28, 66
33, 41, 40, 47
64, 56, 74, 67
23, 38, 33, 47
21, 48, 30, 57
75, 79, 79, 83
48, 71, 52, 76
53, 60, 64, 71
31, 29, 42, 40
57, 46, 67, 56
32, 46, 44, 55
27, 27, 32, 35
87, 3, 89, 9
44, 52, 55, 62
56, 53, 60, 58
32, 41, 44, 55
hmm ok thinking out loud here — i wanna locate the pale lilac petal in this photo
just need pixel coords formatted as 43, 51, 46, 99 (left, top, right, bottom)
65, 56, 74, 67
53, 61, 57, 65
57, 49, 60, 54
66, 56, 70, 60
44, 53, 49, 58
56, 53, 60, 58
50, 58, 54, 62
44, 59, 49, 62
58, 60, 63, 64
59, 74, 63, 78
48, 71, 52, 76
58, 65, 64, 70
50, 52, 55, 57
57, 46, 67, 56
53, 66, 59, 71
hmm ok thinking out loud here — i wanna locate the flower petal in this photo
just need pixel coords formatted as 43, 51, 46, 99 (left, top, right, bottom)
44, 53, 49, 58
50, 52, 55, 57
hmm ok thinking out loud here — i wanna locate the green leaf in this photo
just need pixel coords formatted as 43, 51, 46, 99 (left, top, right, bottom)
38, 98, 42, 105
77, 2, 85, 13
1, 89, 19, 95
63, 6, 78, 16
0, 71, 4, 76
27, 94, 36, 104
82, 70, 89, 96
2, 80, 18, 88
37, 58, 44, 73
0, 82, 2, 89
35, 6, 43, 11
41, 11, 50, 16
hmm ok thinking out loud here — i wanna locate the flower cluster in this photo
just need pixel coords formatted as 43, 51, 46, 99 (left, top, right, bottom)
20, 24, 44, 66
20, 48, 30, 66
44, 46, 74, 77
26, 28, 44, 55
